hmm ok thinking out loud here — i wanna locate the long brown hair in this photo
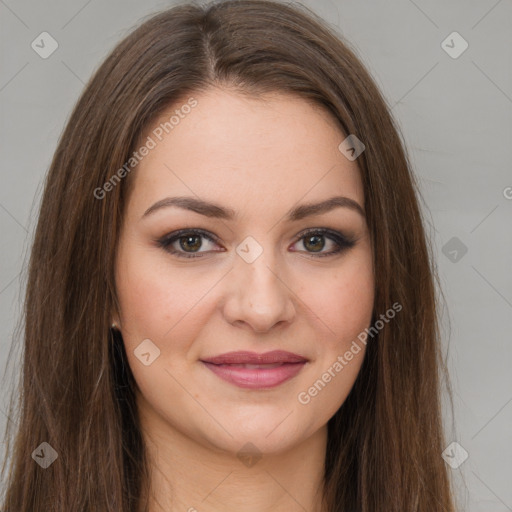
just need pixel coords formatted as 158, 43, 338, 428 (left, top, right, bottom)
1, 1, 456, 510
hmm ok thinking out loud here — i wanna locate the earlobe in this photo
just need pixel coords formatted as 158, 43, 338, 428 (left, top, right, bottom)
110, 310, 121, 331
110, 315, 121, 330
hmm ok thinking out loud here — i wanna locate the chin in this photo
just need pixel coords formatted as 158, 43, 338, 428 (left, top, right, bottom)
206, 431, 303, 459
196, 413, 313, 457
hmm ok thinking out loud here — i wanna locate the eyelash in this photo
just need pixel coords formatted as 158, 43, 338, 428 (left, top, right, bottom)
156, 228, 356, 259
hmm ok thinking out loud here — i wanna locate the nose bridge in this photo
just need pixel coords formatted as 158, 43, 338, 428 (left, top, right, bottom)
244, 248, 279, 293
223, 236, 295, 332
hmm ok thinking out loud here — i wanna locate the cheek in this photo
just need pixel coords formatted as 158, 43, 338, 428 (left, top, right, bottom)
116, 245, 254, 413
299, 248, 374, 345
297, 347, 365, 434
332, 263, 374, 342
294, 251, 373, 423
115, 248, 215, 410
115, 245, 217, 355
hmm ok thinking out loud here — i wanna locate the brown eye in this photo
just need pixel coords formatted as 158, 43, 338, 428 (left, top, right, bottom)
157, 229, 222, 259
303, 233, 326, 252
179, 234, 203, 252
292, 229, 356, 257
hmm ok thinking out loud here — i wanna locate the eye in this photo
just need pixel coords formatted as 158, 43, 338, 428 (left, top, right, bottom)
157, 229, 222, 259
291, 228, 356, 258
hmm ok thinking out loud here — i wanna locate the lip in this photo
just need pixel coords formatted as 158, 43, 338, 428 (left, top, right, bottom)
200, 350, 308, 389
201, 350, 308, 365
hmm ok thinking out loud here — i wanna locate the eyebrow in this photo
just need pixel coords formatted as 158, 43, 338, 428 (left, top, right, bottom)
141, 195, 365, 221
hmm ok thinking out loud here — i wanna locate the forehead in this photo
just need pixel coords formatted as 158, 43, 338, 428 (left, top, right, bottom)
127, 88, 364, 220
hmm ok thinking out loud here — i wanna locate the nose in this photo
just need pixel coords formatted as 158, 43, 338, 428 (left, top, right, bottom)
222, 249, 296, 333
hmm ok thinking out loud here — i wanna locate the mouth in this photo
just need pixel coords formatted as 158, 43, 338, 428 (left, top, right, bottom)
200, 350, 308, 389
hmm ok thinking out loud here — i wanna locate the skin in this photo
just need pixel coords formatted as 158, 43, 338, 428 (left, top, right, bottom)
113, 87, 375, 512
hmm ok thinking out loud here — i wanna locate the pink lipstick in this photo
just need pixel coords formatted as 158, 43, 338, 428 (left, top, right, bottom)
201, 350, 308, 389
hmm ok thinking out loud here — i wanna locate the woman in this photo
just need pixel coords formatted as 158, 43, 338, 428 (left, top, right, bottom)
1, 0, 456, 510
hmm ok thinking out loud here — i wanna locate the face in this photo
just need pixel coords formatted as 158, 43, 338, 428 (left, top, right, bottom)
113, 87, 374, 456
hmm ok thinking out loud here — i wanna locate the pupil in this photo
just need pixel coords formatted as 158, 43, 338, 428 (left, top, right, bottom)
305, 234, 324, 252
181, 235, 202, 252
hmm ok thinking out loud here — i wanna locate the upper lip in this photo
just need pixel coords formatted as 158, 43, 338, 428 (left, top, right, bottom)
201, 350, 308, 365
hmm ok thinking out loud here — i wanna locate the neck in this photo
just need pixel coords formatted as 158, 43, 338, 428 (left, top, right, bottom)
137, 400, 328, 512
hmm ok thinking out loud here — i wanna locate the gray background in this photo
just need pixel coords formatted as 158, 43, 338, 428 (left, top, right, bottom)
1, 0, 511, 510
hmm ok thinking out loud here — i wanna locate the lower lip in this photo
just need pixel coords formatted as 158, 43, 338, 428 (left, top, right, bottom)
201, 361, 307, 389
